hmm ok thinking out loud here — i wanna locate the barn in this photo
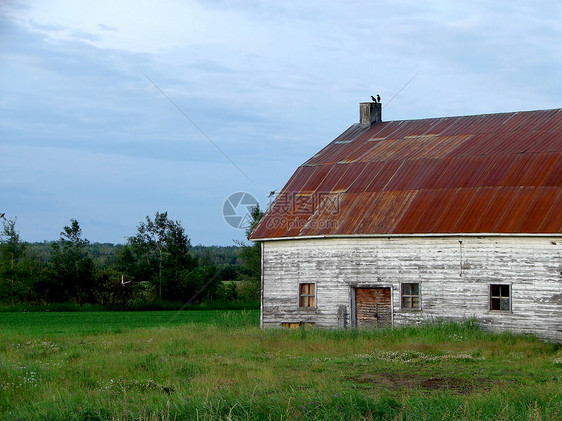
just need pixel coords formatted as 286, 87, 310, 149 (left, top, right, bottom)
249, 102, 562, 342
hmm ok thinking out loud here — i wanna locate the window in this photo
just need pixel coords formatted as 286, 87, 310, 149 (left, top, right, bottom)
490, 284, 510, 311
401, 283, 420, 309
281, 322, 316, 329
299, 283, 315, 308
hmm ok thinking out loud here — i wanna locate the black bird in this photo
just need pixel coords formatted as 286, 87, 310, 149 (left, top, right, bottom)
376, 94, 381, 103
268, 190, 276, 198
371, 95, 377, 102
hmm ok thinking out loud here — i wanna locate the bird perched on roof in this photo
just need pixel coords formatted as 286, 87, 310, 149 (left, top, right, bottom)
377, 94, 381, 103
371, 95, 377, 102
370, 95, 381, 103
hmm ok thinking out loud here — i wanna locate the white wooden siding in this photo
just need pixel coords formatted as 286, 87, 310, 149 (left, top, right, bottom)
261, 236, 562, 342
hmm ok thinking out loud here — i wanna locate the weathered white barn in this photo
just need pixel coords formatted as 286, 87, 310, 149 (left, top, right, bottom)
250, 103, 562, 342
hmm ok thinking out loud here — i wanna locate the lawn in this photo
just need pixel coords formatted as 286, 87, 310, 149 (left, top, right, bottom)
0, 311, 560, 420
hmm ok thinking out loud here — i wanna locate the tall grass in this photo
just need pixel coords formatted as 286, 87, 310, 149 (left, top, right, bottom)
0, 313, 560, 420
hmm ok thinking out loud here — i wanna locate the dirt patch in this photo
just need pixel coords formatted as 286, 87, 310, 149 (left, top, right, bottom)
346, 372, 491, 395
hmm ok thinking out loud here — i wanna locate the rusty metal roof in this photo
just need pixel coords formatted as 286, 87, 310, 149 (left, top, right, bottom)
250, 108, 562, 240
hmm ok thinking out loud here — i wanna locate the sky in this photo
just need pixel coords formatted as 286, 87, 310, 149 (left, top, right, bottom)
1, 0, 561, 246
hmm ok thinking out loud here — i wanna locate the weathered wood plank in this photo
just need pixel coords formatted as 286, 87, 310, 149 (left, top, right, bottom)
261, 236, 562, 342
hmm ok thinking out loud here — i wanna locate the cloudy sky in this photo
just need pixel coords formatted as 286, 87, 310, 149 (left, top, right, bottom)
1, 1, 560, 246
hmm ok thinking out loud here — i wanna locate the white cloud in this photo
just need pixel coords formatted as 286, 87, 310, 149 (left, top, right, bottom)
10, 0, 268, 54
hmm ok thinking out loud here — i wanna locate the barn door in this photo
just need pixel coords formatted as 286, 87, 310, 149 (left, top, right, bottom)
355, 287, 392, 328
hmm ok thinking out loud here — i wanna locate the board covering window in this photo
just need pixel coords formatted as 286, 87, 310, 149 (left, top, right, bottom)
401, 283, 420, 309
299, 283, 315, 308
490, 284, 510, 311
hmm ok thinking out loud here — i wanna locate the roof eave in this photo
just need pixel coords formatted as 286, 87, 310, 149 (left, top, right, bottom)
250, 232, 562, 242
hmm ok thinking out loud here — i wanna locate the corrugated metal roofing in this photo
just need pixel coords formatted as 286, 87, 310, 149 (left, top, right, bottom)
250, 108, 562, 240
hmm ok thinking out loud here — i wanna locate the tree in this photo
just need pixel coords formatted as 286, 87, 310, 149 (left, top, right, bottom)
0, 217, 36, 303
126, 212, 197, 301
40, 219, 96, 303
0, 218, 26, 268
236, 205, 264, 301
92, 266, 130, 308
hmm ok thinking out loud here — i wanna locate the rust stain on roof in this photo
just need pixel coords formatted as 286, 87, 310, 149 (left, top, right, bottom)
250, 109, 562, 240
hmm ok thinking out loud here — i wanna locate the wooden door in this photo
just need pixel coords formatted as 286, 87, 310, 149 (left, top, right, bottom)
355, 287, 392, 328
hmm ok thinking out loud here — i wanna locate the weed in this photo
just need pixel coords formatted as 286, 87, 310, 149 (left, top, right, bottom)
0, 312, 560, 420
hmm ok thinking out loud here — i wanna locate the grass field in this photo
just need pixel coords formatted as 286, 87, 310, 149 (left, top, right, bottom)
0, 310, 259, 335
0, 311, 561, 420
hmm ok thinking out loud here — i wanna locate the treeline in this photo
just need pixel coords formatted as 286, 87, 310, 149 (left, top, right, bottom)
0, 211, 261, 310
25, 243, 242, 269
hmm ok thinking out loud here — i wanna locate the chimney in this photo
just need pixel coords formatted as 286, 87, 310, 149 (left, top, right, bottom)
360, 102, 382, 127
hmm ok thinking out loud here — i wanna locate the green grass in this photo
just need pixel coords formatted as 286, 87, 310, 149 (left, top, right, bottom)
0, 313, 561, 420
0, 310, 259, 335
0, 300, 261, 313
